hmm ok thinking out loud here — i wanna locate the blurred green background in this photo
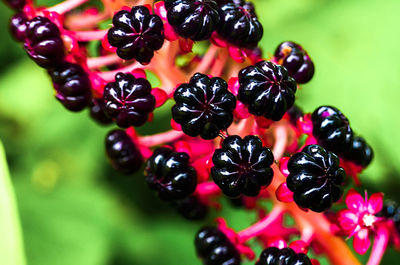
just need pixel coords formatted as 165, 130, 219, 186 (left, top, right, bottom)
0, 0, 400, 264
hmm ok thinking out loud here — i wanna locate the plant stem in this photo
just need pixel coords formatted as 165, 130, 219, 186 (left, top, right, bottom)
73, 29, 108, 42
139, 130, 184, 147
195, 182, 221, 197
87, 54, 124, 69
46, 0, 88, 14
366, 225, 389, 265
272, 124, 288, 161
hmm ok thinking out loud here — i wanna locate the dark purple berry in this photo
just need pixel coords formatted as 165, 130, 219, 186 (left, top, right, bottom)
107, 6, 164, 64
287, 145, 345, 212
286, 105, 303, 126
342, 136, 373, 167
274, 41, 315, 84
217, 0, 263, 48
172, 73, 236, 140
24, 16, 65, 68
195, 227, 241, 265
173, 195, 208, 220
103, 72, 155, 128
89, 98, 113, 125
145, 147, 197, 201
378, 201, 400, 234
3, 0, 25, 10
256, 247, 312, 265
211, 135, 274, 198
165, 0, 220, 41
48, 62, 92, 112
9, 13, 28, 42
311, 106, 353, 154
105, 129, 143, 174
238, 60, 297, 121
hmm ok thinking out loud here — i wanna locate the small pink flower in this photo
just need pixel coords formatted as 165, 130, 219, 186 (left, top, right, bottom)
337, 189, 383, 255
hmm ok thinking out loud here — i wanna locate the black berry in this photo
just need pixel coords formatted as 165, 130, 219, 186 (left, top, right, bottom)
256, 247, 312, 265
165, 0, 220, 41
173, 195, 208, 220
48, 62, 92, 112
103, 72, 155, 128
145, 147, 197, 201
311, 106, 353, 154
217, 0, 263, 48
211, 135, 274, 198
107, 6, 164, 64
24, 16, 65, 68
9, 13, 28, 42
195, 227, 241, 265
274, 41, 315, 84
342, 136, 373, 167
90, 98, 113, 125
238, 61, 297, 121
172, 73, 236, 140
105, 129, 143, 174
378, 201, 400, 234
287, 145, 345, 212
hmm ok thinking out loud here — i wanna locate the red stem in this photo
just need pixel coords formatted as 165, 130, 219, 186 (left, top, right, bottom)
139, 130, 184, 147
272, 124, 288, 161
46, 0, 89, 14
72, 29, 108, 42
366, 225, 390, 265
195, 182, 221, 197
87, 54, 124, 69
191, 44, 219, 76
97, 62, 143, 81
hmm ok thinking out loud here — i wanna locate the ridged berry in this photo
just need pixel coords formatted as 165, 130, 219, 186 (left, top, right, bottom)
195, 227, 241, 265
105, 129, 143, 174
217, 0, 263, 48
343, 136, 373, 167
165, 0, 220, 41
145, 147, 197, 201
311, 106, 353, 154
174, 195, 208, 220
274, 41, 314, 84
9, 13, 28, 42
107, 6, 164, 64
287, 145, 345, 212
211, 135, 274, 198
172, 73, 236, 140
90, 98, 113, 125
238, 61, 297, 121
256, 247, 312, 265
24, 16, 64, 68
103, 72, 155, 128
48, 62, 92, 112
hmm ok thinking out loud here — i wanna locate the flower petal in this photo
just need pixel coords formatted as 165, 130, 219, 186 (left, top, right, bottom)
367, 192, 384, 214
353, 228, 371, 255
337, 209, 359, 232
346, 189, 365, 212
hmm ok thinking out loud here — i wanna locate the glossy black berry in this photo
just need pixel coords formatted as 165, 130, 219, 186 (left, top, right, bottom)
172, 73, 236, 140
9, 13, 28, 42
274, 41, 315, 84
173, 195, 208, 220
342, 136, 373, 167
311, 106, 353, 154
107, 6, 164, 64
217, 0, 263, 48
256, 247, 312, 265
90, 98, 113, 125
211, 135, 274, 198
105, 129, 143, 174
103, 72, 155, 128
287, 145, 345, 212
165, 0, 220, 41
145, 147, 197, 201
3, 0, 25, 10
24, 16, 64, 68
238, 61, 297, 121
48, 62, 92, 112
195, 227, 241, 265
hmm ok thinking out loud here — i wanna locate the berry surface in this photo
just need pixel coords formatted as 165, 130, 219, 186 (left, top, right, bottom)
343, 135, 373, 167
256, 247, 312, 265
174, 195, 208, 220
9, 13, 27, 42
89, 98, 113, 125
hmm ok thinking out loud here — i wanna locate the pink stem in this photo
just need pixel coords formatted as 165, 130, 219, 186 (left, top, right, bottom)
46, 0, 89, 14
139, 130, 184, 147
366, 226, 390, 265
87, 54, 124, 69
191, 44, 218, 76
97, 62, 143, 81
195, 182, 221, 197
272, 124, 288, 161
65, 12, 109, 31
237, 205, 284, 243
72, 29, 108, 42
210, 48, 228, 77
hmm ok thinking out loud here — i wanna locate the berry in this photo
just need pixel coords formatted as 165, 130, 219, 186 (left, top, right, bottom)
145, 147, 197, 201
342, 136, 373, 167
274, 41, 315, 84
172, 73, 236, 140
107, 6, 164, 64
48, 62, 92, 112
173, 195, 208, 220
165, 0, 220, 41
256, 247, 312, 265
286, 105, 303, 126
287, 145, 345, 212
103, 72, 156, 128
3, 0, 25, 10
24, 16, 65, 68
238, 61, 297, 121
105, 129, 143, 174
89, 98, 113, 125
378, 201, 400, 234
195, 227, 241, 265
211, 135, 274, 198
311, 106, 353, 154
217, 0, 263, 48
9, 13, 28, 42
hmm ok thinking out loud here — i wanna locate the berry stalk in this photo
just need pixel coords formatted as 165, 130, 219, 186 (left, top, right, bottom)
366, 225, 390, 265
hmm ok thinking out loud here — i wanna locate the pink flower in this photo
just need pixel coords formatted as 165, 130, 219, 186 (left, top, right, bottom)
337, 189, 383, 255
